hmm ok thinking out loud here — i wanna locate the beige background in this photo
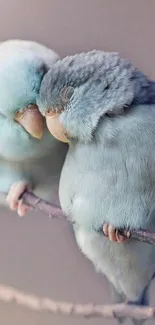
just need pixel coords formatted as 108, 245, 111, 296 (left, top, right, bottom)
0, 0, 155, 324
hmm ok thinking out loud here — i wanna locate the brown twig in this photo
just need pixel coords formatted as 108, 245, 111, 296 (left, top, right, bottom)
21, 191, 155, 245
22, 191, 65, 219
0, 284, 154, 320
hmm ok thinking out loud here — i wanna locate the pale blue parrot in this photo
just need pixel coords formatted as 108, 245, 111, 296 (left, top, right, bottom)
0, 39, 67, 216
37, 50, 155, 325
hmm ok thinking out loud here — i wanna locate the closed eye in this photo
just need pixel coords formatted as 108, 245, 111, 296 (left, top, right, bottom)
60, 86, 74, 104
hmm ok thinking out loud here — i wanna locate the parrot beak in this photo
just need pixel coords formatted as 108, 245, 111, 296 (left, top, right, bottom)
45, 111, 70, 143
15, 105, 44, 139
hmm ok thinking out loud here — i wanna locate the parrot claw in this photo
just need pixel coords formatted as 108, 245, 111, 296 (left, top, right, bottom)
6, 181, 31, 217
103, 223, 127, 243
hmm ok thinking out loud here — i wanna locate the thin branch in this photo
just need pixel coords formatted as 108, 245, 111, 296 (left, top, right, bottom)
22, 191, 65, 219
21, 191, 155, 245
0, 284, 155, 320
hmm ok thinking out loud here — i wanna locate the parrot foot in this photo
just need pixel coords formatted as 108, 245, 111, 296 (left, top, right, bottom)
6, 181, 31, 217
103, 223, 127, 243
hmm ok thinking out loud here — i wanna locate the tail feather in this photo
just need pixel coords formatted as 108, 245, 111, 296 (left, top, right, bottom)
110, 282, 150, 325
129, 275, 152, 325
110, 284, 126, 324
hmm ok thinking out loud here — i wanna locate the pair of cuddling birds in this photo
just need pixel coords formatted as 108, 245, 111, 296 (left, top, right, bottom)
2, 40, 155, 325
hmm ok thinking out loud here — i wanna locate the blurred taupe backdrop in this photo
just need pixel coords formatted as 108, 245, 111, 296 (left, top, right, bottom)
0, 1, 155, 324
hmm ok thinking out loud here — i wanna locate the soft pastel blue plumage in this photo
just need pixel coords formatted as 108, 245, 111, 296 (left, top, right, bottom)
0, 40, 67, 205
38, 50, 155, 325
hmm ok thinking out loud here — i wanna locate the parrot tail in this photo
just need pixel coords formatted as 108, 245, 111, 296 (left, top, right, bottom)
129, 283, 149, 325
110, 281, 151, 325
110, 284, 126, 324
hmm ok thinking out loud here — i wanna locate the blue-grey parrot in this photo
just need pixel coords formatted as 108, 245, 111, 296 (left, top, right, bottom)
0, 39, 67, 216
37, 50, 155, 325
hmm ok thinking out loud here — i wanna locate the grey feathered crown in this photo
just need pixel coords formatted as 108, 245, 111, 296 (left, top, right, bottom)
39, 50, 155, 141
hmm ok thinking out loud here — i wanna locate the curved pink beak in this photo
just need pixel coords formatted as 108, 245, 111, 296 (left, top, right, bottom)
45, 111, 70, 143
15, 105, 44, 139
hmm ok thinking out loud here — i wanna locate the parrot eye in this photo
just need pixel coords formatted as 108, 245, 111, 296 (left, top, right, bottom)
60, 86, 74, 104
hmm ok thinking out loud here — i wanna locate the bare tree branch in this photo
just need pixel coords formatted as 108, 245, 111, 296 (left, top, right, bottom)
20, 191, 155, 246
0, 284, 155, 320
22, 191, 65, 219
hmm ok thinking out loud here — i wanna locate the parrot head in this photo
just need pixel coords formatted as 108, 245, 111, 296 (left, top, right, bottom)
38, 50, 153, 143
0, 51, 47, 139
0, 40, 60, 160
